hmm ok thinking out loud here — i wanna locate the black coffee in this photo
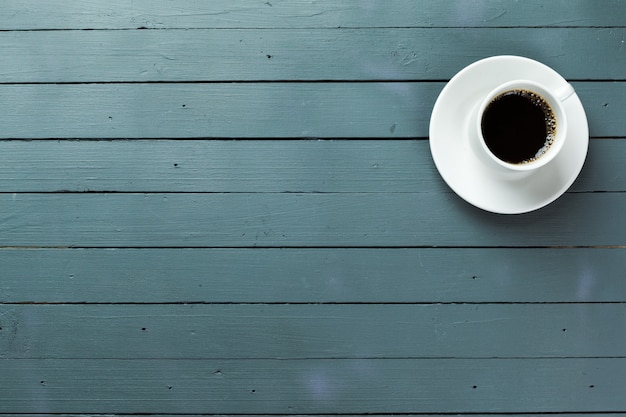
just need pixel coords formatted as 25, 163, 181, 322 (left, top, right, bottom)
481, 89, 557, 164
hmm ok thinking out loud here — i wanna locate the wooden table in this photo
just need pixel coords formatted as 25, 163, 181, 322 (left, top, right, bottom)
1, 1, 625, 415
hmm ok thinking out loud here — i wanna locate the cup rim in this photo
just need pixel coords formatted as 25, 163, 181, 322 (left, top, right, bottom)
476, 79, 568, 172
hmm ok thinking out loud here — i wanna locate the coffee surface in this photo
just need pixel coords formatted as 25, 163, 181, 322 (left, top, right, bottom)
481, 89, 556, 164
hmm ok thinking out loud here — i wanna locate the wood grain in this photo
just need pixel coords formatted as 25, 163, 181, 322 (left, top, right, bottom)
1, 248, 624, 303
1, 28, 624, 82
9, 415, 626, 417
3, 0, 625, 30
1, 304, 625, 359
1, 192, 625, 247
1, 358, 624, 414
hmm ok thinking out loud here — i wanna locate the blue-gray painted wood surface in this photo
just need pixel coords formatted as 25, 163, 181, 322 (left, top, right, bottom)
1, 1, 625, 416
8, 413, 622, 417
7, 413, 622, 417
1, 28, 625, 82
11, 413, 622, 417
1, 304, 625, 359
1, 358, 625, 414
1, 248, 624, 303
3, 0, 625, 29
1, 193, 625, 247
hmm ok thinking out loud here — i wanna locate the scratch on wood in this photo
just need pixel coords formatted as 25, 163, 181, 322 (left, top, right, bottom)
486, 10, 507, 22
452, 317, 511, 325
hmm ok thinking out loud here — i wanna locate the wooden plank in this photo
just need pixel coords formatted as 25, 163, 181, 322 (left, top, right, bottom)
1, 248, 624, 303
0, 82, 622, 138
0, 192, 622, 247
0, 193, 625, 248
3, 0, 625, 30
0, 358, 624, 414
10, 415, 626, 417
0, 82, 435, 139
2, 304, 625, 359
0, 140, 438, 193
6, 413, 623, 417
0, 139, 621, 193
1, 28, 625, 83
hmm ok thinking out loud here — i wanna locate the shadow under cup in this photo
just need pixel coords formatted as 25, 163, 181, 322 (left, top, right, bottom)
476, 80, 571, 172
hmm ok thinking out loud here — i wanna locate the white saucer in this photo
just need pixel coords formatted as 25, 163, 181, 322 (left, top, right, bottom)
429, 55, 589, 214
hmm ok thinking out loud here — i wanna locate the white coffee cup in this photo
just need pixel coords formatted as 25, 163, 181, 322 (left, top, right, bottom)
475, 80, 574, 172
